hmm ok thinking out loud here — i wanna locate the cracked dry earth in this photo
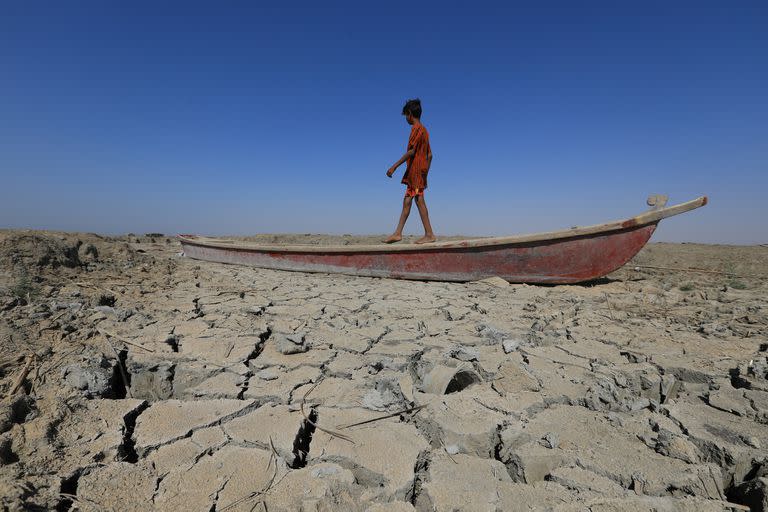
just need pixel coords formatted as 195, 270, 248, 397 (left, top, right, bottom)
1, 231, 767, 512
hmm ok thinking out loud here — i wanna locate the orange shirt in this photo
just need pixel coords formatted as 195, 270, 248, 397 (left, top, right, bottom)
402, 124, 431, 190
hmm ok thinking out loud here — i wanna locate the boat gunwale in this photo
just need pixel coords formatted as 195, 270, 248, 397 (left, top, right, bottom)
178, 196, 707, 254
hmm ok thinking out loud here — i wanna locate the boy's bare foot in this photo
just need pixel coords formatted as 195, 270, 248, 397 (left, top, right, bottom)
384, 234, 402, 243
415, 235, 436, 244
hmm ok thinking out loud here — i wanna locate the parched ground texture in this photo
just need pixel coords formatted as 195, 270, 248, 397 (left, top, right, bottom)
0, 230, 767, 512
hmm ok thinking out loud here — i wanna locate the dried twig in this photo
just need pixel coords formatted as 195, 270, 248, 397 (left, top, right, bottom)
603, 293, 615, 321
268, 436, 279, 458
300, 381, 355, 443
221, 340, 234, 359
98, 329, 155, 353
219, 459, 275, 510
709, 501, 751, 511
336, 403, 427, 429
214, 290, 247, 297
520, 350, 592, 372
292, 318, 309, 333
57, 275, 121, 298
440, 436, 459, 464
117, 337, 155, 353
6, 354, 35, 399
553, 345, 593, 362
219, 436, 282, 512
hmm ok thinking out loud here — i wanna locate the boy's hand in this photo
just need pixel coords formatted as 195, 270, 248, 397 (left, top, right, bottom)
386, 166, 396, 178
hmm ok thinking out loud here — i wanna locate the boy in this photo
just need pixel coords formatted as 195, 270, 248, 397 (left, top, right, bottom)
384, 98, 436, 244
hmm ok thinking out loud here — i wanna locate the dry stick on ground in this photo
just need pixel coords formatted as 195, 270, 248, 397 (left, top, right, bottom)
268, 436, 279, 464
520, 350, 592, 373
553, 345, 594, 362
213, 290, 248, 297
55, 274, 121, 298
223, 342, 234, 359
103, 335, 132, 398
219, 436, 283, 512
6, 354, 35, 400
336, 403, 428, 430
300, 381, 355, 444
115, 337, 155, 353
603, 293, 615, 321
292, 317, 309, 333
98, 328, 155, 353
439, 435, 459, 465
709, 501, 751, 511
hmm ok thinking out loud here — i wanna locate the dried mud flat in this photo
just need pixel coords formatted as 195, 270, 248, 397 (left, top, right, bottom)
0, 230, 767, 512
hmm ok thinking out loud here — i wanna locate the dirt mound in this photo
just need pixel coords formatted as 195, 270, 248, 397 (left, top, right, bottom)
0, 231, 172, 310
0, 232, 81, 270
0, 231, 164, 275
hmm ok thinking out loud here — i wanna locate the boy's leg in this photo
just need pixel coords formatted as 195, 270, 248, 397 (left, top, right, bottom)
414, 195, 436, 244
384, 196, 414, 243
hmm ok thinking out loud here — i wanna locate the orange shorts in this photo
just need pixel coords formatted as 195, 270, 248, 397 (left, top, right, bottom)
405, 187, 424, 197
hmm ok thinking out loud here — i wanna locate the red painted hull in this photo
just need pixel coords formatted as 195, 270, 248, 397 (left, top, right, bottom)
179, 224, 656, 284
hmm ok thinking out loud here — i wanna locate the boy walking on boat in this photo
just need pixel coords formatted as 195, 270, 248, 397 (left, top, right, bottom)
385, 98, 436, 244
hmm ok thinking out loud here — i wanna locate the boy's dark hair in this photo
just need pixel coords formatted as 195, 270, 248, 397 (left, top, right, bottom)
402, 98, 422, 119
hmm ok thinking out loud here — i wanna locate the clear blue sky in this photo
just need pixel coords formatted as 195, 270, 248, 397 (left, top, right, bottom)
1, 1, 766, 244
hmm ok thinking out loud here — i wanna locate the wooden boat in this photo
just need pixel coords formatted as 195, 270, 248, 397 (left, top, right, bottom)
178, 195, 707, 284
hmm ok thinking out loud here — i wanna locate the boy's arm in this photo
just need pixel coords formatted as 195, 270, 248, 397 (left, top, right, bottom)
427, 150, 432, 171
386, 149, 415, 177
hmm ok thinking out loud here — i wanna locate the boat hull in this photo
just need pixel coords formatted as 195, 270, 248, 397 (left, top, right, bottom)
180, 223, 656, 283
